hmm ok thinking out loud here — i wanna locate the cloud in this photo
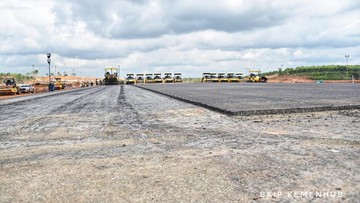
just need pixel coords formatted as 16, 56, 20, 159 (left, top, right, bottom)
0, 0, 359, 77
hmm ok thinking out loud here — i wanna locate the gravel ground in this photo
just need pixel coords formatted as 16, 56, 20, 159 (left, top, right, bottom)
136, 83, 360, 115
0, 85, 359, 202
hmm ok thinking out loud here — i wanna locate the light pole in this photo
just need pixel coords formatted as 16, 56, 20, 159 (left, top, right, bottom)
345, 54, 349, 82
47, 53, 51, 90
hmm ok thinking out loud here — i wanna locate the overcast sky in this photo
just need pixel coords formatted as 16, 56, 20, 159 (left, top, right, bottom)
1, 0, 359, 77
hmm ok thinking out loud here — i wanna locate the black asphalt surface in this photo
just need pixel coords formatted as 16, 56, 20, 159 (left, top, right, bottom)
136, 83, 360, 115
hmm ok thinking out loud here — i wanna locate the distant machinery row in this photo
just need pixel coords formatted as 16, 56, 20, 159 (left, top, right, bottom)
125, 73, 183, 84
202, 70, 267, 83
202, 73, 243, 83
101, 67, 267, 85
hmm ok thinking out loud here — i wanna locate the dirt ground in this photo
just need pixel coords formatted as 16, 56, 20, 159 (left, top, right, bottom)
0, 85, 359, 202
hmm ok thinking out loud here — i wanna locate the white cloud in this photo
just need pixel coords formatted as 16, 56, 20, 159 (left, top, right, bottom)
0, 0, 359, 77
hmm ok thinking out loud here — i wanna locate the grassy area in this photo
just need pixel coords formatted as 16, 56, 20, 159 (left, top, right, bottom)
264, 65, 360, 80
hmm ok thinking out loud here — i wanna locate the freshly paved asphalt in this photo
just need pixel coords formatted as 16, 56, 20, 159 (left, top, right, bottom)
136, 83, 360, 115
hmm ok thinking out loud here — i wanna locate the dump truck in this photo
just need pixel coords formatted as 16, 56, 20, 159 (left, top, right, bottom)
0, 78, 20, 95
125, 74, 136, 84
173, 73, 183, 83
163, 73, 174, 83
104, 67, 119, 85
154, 73, 163, 83
247, 70, 267, 83
136, 74, 145, 84
145, 74, 154, 83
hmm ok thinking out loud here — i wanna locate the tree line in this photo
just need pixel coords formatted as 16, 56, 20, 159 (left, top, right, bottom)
264, 65, 360, 80
0, 73, 34, 83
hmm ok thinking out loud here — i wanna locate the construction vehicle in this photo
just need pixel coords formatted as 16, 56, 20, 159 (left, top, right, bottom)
209, 73, 219, 82
0, 77, 20, 95
104, 67, 119, 85
163, 73, 174, 83
235, 73, 243, 80
202, 73, 211, 82
125, 74, 136, 84
53, 77, 65, 90
136, 74, 145, 84
145, 74, 154, 83
227, 73, 240, 83
173, 73, 183, 83
247, 70, 268, 83
218, 73, 228, 83
153, 73, 163, 83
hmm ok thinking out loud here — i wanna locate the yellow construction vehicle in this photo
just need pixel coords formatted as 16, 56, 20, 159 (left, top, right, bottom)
163, 73, 174, 83
209, 73, 219, 82
136, 74, 145, 84
125, 74, 136, 84
173, 73, 183, 83
145, 73, 154, 83
104, 67, 119, 85
227, 73, 241, 83
247, 70, 268, 82
153, 73, 163, 83
218, 73, 228, 83
202, 73, 211, 82
0, 77, 20, 95
53, 77, 65, 90
235, 73, 243, 80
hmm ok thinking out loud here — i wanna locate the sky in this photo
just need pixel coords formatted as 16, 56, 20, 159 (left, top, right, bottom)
0, 0, 359, 78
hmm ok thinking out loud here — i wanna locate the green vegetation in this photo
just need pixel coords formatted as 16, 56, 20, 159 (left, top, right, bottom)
264, 65, 360, 80
0, 73, 34, 83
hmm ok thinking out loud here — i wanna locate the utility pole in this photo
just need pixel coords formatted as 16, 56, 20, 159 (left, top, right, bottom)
345, 55, 350, 83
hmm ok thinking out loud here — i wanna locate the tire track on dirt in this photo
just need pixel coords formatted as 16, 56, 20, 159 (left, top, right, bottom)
50, 86, 107, 114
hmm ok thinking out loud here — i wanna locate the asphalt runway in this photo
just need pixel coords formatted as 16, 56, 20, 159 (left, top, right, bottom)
136, 83, 360, 115
1, 85, 359, 202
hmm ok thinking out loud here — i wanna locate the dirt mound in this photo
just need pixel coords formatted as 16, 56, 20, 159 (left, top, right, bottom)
33, 76, 98, 83
267, 74, 314, 83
